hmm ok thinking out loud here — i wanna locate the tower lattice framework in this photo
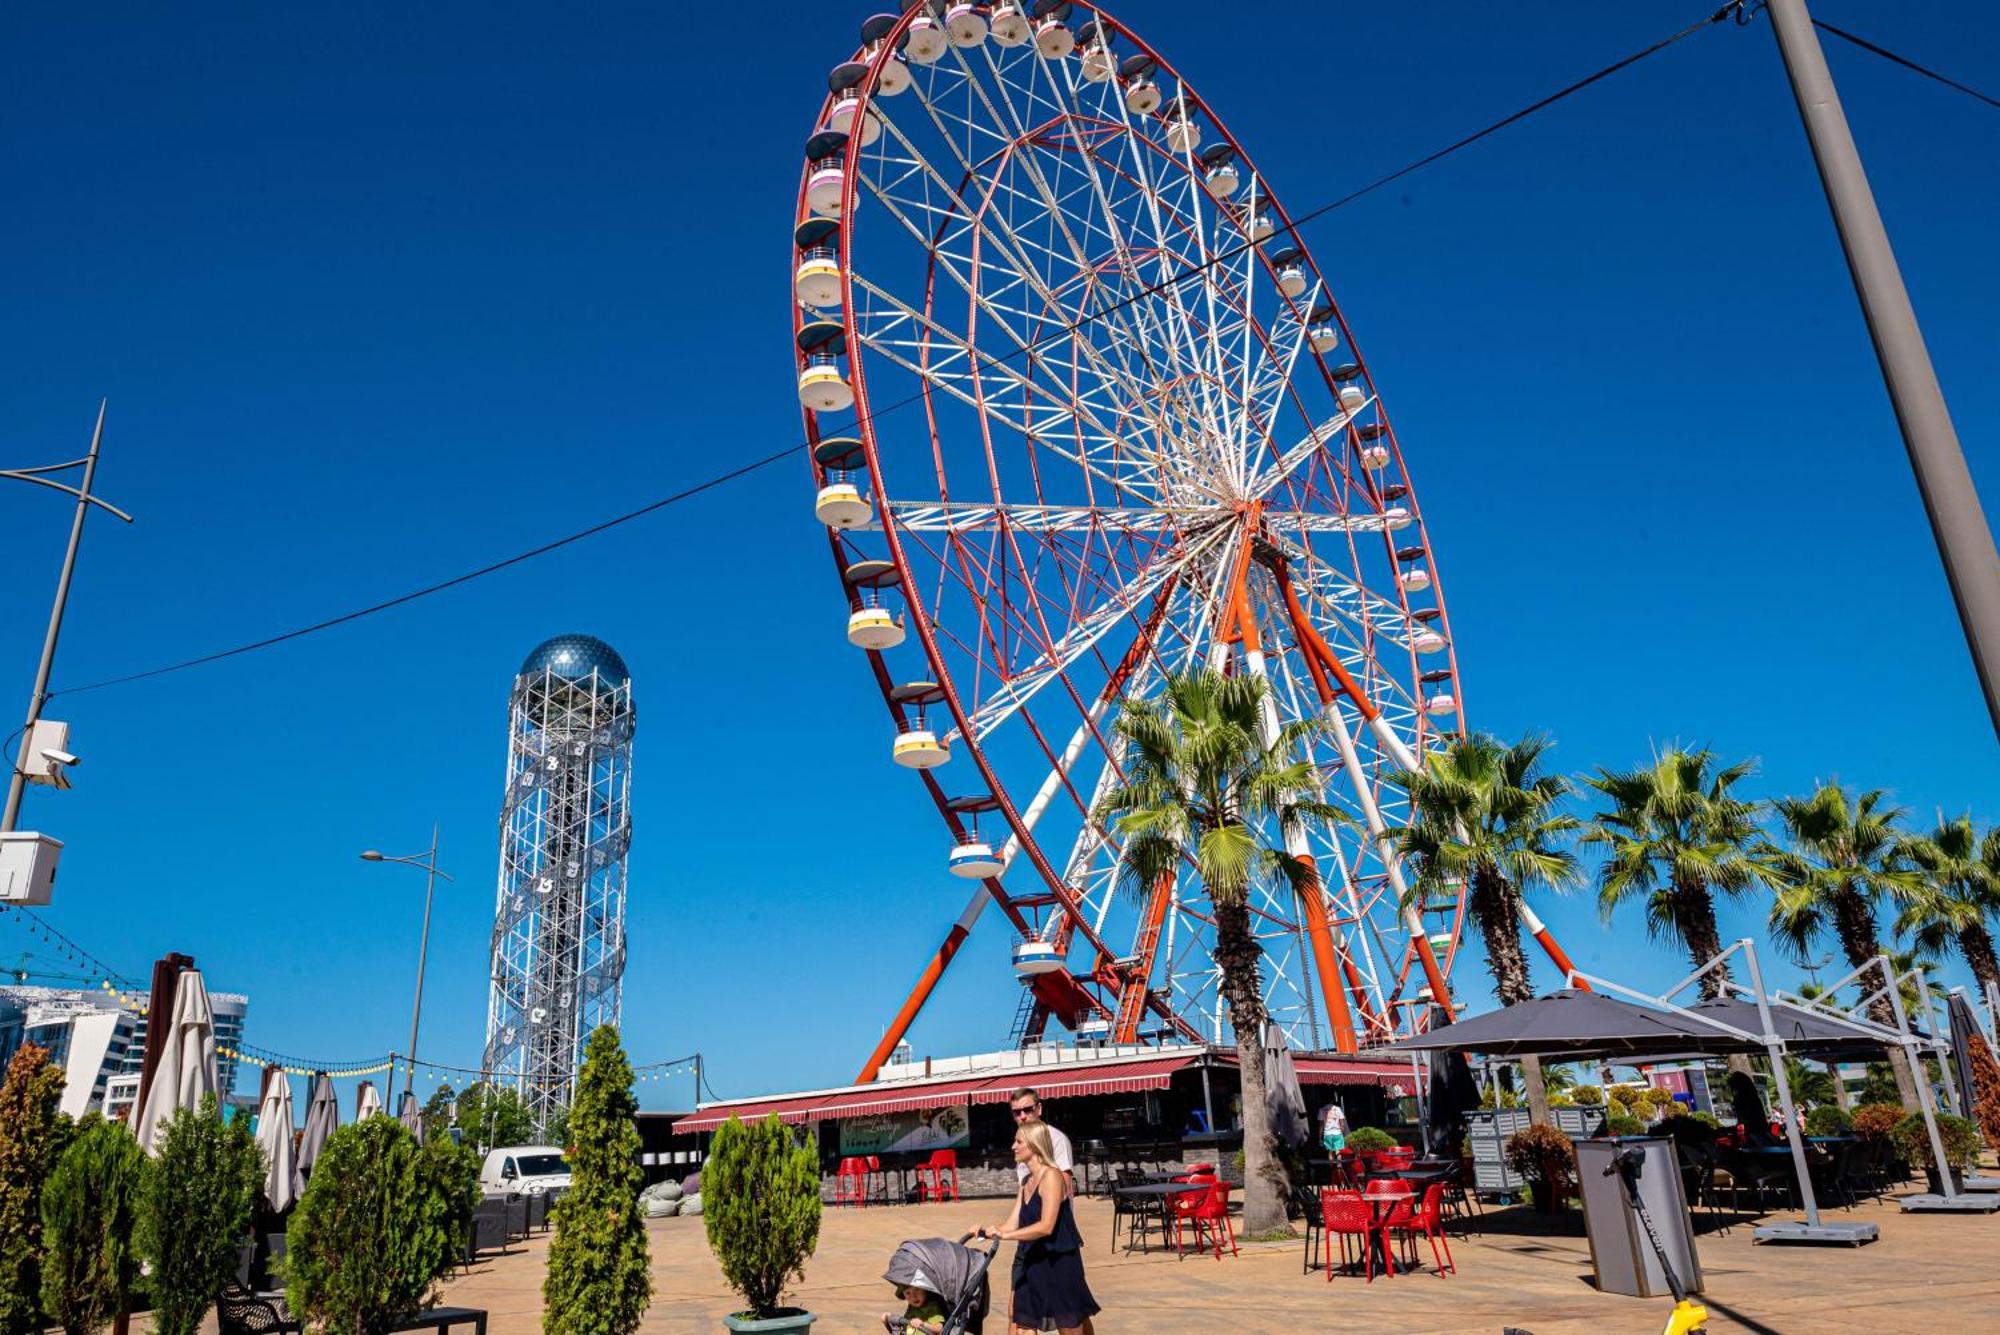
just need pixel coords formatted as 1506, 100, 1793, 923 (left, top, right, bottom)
484, 634, 634, 1127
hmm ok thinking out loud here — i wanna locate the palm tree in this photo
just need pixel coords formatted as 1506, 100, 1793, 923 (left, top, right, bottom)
1583, 748, 1776, 999
1762, 783, 1921, 1105
1783, 1055, 1839, 1109
1899, 816, 2000, 996
1393, 732, 1581, 1122
1096, 670, 1345, 1238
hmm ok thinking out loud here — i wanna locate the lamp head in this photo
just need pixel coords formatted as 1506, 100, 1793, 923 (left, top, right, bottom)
360, 850, 385, 862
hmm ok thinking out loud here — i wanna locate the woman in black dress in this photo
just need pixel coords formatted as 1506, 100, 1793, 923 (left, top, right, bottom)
976, 1122, 1100, 1335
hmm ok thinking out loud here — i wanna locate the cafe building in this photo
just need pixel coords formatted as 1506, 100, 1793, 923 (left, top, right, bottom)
672, 1043, 1420, 1199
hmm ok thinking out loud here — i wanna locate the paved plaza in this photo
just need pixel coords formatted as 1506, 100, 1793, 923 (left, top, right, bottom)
440, 1190, 2000, 1334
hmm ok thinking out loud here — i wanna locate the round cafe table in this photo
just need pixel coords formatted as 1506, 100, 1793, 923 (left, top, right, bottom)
1359, 1186, 1415, 1277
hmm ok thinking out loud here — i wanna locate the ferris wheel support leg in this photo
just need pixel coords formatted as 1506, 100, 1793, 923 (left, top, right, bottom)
1112, 870, 1176, 1044
1230, 562, 1363, 1053
855, 886, 988, 1085
1269, 558, 1456, 1023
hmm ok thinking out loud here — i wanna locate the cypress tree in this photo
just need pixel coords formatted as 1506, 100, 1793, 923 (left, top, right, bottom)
40, 1114, 145, 1335
543, 1025, 651, 1335
286, 1117, 472, 1334
0, 1043, 67, 1335
137, 1094, 262, 1335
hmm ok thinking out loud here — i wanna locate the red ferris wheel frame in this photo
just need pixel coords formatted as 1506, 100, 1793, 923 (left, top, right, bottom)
790, 2, 1579, 1079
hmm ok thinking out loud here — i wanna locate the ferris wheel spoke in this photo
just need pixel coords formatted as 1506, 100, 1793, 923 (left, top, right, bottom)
850, 273, 1178, 502
867, 62, 1197, 485
948, 526, 1229, 744
1242, 404, 1369, 504
881, 498, 1215, 534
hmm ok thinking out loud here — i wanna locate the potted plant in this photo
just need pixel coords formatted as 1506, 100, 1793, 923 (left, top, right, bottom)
1803, 1105, 1853, 1138
1343, 1126, 1397, 1153
703, 1115, 822, 1333
1890, 1111, 1984, 1195
286, 1118, 476, 1334
1504, 1124, 1576, 1213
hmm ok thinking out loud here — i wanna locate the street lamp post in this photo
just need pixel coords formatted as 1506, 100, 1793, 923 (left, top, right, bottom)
361, 825, 453, 1097
2, 401, 134, 832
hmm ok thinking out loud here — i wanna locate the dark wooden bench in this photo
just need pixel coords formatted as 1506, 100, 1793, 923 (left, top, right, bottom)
389, 1307, 489, 1335
218, 1289, 488, 1335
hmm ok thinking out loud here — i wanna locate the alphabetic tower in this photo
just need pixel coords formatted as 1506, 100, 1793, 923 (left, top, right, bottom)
484, 634, 634, 1129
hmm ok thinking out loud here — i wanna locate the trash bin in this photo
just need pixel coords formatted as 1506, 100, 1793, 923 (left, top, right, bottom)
1575, 1137, 1702, 1299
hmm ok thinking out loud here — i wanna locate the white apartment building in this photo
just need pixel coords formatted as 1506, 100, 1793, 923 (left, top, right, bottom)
1, 985, 248, 1117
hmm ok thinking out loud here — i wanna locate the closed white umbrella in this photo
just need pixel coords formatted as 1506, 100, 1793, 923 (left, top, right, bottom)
257, 1069, 299, 1213
135, 969, 218, 1154
355, 1080, 383, 1121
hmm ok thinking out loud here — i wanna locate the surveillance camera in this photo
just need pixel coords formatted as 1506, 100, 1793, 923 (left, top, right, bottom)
39, 749, 78, 767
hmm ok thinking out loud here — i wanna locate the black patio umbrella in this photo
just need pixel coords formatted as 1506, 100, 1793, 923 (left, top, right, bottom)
1684, 995, 1899, 1061
1376, 988, 1761, 1062
1946, 993, 1985, 1117
1425, 1049, 1480, 1154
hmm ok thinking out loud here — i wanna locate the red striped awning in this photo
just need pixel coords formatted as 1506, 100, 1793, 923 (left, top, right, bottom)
672, 1054, 1200, 1134
966, 1055, 1193, 1104
1292, 1058, 1419, 1087
672, 1075, 993, 1133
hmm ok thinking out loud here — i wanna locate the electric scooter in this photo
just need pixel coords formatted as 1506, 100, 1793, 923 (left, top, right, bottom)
1608, 1143, 1709, 1334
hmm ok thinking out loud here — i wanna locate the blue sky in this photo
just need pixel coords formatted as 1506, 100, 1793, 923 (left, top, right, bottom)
1, 2, 1995, 1109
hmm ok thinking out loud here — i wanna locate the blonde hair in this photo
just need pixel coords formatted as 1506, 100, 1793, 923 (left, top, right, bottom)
1016, 1120, 1055, 1166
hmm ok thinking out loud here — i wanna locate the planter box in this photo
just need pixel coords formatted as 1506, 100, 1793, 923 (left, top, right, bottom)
724, 1311, 815, 1334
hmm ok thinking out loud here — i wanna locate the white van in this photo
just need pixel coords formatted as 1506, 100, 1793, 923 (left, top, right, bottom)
479, 1145, 573, 1197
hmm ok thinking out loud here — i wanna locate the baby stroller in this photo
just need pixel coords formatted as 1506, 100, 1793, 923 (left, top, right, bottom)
883, 1233, 1000, 1335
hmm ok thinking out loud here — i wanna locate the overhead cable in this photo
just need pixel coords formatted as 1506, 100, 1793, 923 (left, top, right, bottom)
52, 4, 1743, 701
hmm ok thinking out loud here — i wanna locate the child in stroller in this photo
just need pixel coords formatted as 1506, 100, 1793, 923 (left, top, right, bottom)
881, 1234, 1000, 1335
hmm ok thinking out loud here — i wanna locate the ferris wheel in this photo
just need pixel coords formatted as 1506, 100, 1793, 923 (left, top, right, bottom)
792, 1, 1509, 1078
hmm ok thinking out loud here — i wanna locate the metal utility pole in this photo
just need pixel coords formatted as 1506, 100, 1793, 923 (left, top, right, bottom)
2, 401, 132, 831
361, 826, 451, 1096
1767, 0, 2000, 737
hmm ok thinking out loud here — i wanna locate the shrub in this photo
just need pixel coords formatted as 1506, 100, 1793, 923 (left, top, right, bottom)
1662, 1113, 1716, 1145
544, 1026, 652, 1335
287, 1117, 471, 1334
1572, 1085, 1604, 1106
1804, 1105, 1853, 1138
1504, 1124, 1577, 1199
1607, 1115, 1648, 1137
1547, 1093, 1577, 1108
1850, 1103, 1903, 1141
1343, 1126, 1397, 1152
138, 1094, 262, 1335
40, 1115, 145, 1335
0, 1044, 68, 1335
1890, 1112, 1983, 1174
702, 1115, 822, 1320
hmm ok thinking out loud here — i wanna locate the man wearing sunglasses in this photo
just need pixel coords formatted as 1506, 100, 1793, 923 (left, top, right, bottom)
1008, 1088, 1075, 1198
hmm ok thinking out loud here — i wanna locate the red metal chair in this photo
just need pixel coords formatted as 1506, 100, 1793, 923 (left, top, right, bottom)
1170, 1174, 1237, 1260
1320, 1190, 1389, 1283
834, 1157, 867, 1208
915, 1149, 959, 1202
865, 1155, 884, 1206
1390, 1182, 1455, 1276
